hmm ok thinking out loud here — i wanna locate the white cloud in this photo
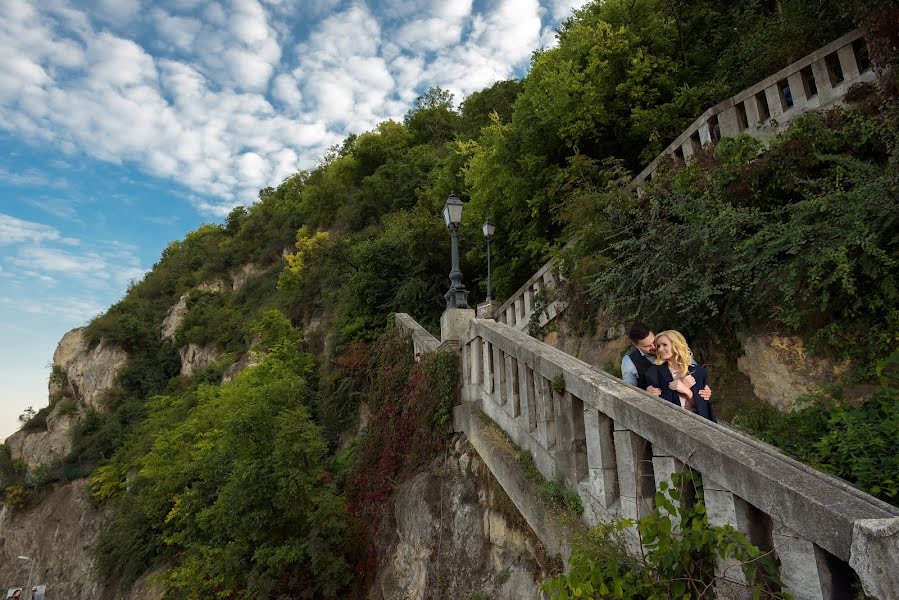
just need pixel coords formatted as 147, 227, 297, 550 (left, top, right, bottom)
0, 0, 585, 216
0, 214, 61, 245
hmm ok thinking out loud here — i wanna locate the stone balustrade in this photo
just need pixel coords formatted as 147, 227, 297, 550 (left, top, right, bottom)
631, 27, 874, 188
395, 312, 440, 357
494, 28, 876, 334
494, 258, 565, 334
450, 317, 899, 600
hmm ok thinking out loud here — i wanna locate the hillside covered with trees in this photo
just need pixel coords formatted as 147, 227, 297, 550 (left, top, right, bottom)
2, 0, 897, 597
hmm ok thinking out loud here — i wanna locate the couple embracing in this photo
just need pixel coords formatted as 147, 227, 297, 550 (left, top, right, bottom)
620, 323, 716, 422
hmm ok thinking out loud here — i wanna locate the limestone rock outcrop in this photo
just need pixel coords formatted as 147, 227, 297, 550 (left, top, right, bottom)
179, 343, 220, 377
160, 294, 189, 342
57, 329, 129, 411
737, 332, 850, 412
230, 262, 266, 291
370, 434, 545, 600
4, 413, 79, 472
5, 328, 127, 470
221, 349, 264, 383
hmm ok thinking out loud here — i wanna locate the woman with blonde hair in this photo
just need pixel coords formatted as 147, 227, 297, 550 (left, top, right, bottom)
648, 330, 716, 422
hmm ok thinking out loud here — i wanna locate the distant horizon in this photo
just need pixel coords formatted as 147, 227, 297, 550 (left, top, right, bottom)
0, 0, 590, 440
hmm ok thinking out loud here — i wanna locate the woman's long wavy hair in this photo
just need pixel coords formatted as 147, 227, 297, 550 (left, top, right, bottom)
654, 330, 693, 377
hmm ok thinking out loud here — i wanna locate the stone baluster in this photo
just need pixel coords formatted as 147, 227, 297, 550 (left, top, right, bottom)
506, 354, 520, 418
703, 476, 757, 599
613, 425, 655, 521
787, 70, 810, 111
810, 58, 836, 104
772, 521, 839, 600
535, 375, 556, 450
517, 360, 536, 432
764, 85, 786, 120
492, 344, 506, 405
483, 340, 493, 394
470, 337, 482, 386
651, 449, 686, 524
583, 407, 618, 508
837, 44, 860, 80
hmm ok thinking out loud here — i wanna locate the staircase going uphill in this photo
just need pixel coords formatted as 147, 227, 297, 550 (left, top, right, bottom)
393, 27, 898, 600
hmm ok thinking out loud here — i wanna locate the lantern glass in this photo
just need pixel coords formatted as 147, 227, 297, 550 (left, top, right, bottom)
443, 193, 464, 226
482, 220, 496, 238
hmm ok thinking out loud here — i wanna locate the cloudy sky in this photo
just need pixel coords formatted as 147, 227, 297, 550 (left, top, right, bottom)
0, 0, 589, 439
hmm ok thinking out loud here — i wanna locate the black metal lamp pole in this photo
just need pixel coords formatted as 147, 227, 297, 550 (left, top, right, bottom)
443, 193, 470, 309
483, 220, 495, 302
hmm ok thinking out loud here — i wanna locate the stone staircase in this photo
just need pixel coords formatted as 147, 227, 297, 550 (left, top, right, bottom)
396, 313, 899, 600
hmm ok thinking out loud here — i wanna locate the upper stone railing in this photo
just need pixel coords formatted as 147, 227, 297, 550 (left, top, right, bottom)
452, 317, 898, 600
495, 28, 875, 334
631, 28, 875, 188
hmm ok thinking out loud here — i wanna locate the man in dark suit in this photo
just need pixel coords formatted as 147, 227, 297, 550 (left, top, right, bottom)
619, 322, 712, 402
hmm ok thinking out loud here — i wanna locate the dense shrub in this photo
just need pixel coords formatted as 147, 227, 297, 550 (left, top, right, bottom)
544, 473, 787, 599
93, 314, 353, 598
561, 106, 899, 372
732, 350, 899, 506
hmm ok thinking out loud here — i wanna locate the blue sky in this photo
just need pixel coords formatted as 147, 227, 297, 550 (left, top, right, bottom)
0, 0, 588, 439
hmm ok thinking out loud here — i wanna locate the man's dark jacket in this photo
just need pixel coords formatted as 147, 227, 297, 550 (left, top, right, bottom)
646, 363, 716, 422
626, 347, 655, 390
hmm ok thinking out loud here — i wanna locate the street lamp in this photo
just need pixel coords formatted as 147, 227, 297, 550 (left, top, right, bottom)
17, 556, 34, 600
442, 192, 470, 309
482, 220, 495, 302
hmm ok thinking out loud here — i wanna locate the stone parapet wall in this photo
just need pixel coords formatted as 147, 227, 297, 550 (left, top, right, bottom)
449, 317, 898, 600
631, 28, 875, 189
395, 313, 440, 357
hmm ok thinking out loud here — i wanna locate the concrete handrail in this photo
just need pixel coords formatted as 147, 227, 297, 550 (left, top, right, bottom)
457, 318, 899, 598
395, 312, 440, 355
496, 29, 875, 334
631, 28, 874, 188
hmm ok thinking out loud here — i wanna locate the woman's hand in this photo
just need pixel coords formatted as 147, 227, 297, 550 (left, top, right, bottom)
669, 379, 693, 397
682, 374, 696, 389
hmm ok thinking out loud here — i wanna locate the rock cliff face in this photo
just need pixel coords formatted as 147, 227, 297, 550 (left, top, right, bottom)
159, 293, 188, 342
53, 328, 128, 411
0, 480, 106, 598
370, 434, 548, 600
737, 333, 851, 411
178, 343, 220, 377
230, 262, 266, 291
5, 328, 127, 470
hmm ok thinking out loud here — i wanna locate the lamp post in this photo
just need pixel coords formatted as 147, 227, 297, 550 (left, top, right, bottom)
17, 556, 34, 600
442, 192, 470, 309
482, 220, 495, 302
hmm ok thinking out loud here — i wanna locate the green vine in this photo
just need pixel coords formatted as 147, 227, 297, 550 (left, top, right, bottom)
543, 471, 790, 599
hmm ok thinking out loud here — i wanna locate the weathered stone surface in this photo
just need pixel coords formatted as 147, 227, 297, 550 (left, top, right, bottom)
849, 518, 899, 600
52, 327, 86, 369
0, 480, 107, 599
63, 333, 129, 410
5, 327, 127, 470
230, 262, 266, 291
221, 349, 263, 383
737, 333, 851, 412
370, 435, 544, 600
197, 278, 230, 293
5, 412, 79, 470
440, 308, 475, 343
179, 343, 220, 377
160, 294, 189, 342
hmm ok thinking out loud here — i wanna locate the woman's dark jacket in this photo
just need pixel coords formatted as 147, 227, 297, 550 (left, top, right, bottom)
647, 363, 716, 422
